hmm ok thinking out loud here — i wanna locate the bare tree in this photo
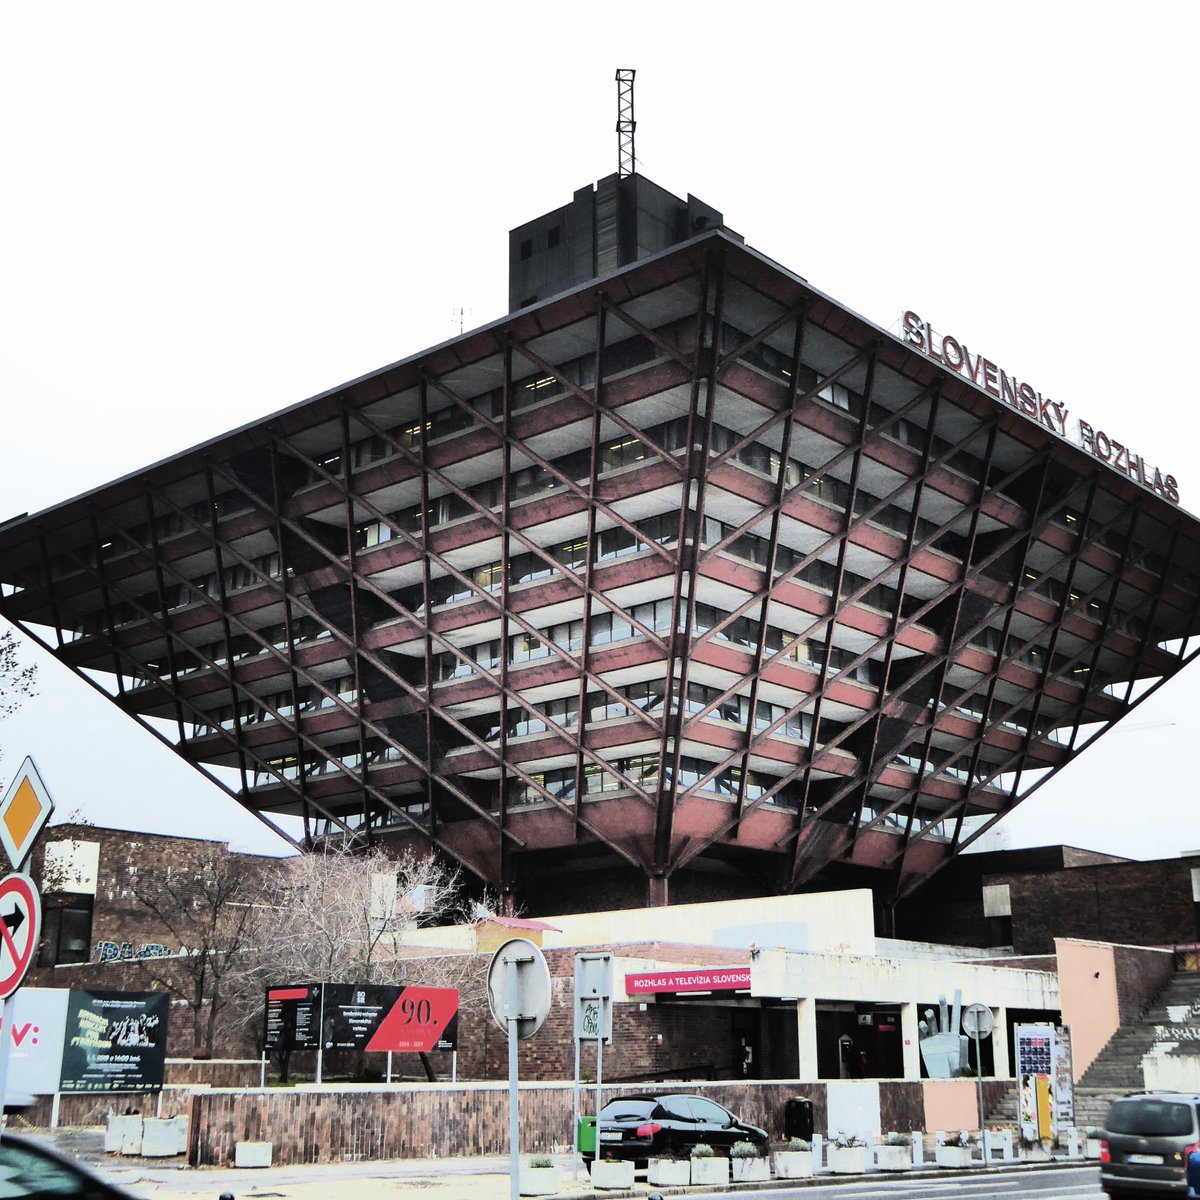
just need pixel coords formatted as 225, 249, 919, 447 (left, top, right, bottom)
260, 842, 469, 985
128, 846, 279, 1057
249, 843, 491, 1080
0, 628, 36, 779
120, 839, 489, 1069
0, 629, 36, 721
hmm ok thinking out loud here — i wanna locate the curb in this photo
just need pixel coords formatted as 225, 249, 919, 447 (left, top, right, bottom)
536, 1157, 1098, 1199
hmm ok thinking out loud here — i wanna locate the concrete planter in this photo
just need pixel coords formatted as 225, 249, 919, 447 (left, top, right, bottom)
141, 1118, 186, 1158
827, 1144, 869, 1174
1019, 1142, 1052, 1162
234, 1142, 273, 1168
773, 1149, 814, 1178
935, 1144, 974, 1168
875, 1144, 912, 1171
647, 1158, 690, 1186
690, 1155, 730, 1185
105, 1114, 142, 1156
590, 1159, 635, 1190
519, 1164, 558, 1196
731, 1156, 770, 1182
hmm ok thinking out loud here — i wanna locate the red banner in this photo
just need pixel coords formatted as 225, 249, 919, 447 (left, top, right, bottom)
366, 986, 459, 1053
624, 967, 751, 995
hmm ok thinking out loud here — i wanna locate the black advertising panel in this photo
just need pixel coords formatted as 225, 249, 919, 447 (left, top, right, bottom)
321, 984, 401, 1051
58, 991, 168, 1093
264, 984, 321, 1050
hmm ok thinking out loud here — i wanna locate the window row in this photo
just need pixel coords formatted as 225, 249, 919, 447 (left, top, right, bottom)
189, 676, 357, 738
507, 753, 791, 808
432, 600, 884, 688
466, 679, 818, 743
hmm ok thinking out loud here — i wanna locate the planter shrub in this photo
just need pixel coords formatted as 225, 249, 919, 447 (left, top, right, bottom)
647, 1158, 690, 1186
690, 1154, 729, 1185
590, 1159, 635, 1190
519, 1158, 558, 1196
827, 1144, 869, 1174
773, 1148, 814, 1178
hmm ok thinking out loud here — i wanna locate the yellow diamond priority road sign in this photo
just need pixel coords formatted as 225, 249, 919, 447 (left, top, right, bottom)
0, 757, 55, 871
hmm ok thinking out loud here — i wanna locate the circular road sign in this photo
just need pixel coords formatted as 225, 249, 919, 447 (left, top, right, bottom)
0, 873, 41, 999
962, 1002, 995, 1040
486, 937, 551, 1040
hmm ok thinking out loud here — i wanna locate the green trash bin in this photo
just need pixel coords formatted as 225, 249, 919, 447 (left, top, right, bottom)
578, 1116, 597, 1155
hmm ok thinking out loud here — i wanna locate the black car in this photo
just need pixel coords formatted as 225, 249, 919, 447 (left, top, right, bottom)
587, 1092, 769, 1163
1100, 1091, 1200, 1197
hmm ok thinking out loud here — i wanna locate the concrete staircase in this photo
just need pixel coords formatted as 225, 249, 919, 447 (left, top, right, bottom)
984, 971, 1200, 1134
1078, 970, 1200, 1093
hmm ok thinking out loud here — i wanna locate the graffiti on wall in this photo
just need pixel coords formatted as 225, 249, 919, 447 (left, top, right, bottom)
93, 941, 172, 962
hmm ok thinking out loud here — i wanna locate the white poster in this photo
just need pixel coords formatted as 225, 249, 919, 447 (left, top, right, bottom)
4, 987, 70, 1098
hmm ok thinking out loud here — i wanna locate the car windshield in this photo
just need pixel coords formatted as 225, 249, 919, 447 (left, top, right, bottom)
1108, 1100, 1196, 1136
0, 1138, 119, 1198
599, 1099, 655, 1121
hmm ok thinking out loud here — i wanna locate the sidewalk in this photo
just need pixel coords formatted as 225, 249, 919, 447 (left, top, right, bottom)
23, 1132, 577, 1200
21, 1130, 1098, 1200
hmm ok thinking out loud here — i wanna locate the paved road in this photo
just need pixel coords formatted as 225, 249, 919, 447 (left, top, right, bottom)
10, 1129, 1103, 1200
681, 1165, 1103, 1199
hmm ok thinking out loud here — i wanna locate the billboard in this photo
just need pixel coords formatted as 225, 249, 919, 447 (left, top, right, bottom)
3, 987, 70, 1098
1015, 1023, 1074, 1142
322, 983, 400, 1051
59, 991, 169, 1093
264, 982, 459, 1055
264, 984, 321, 1051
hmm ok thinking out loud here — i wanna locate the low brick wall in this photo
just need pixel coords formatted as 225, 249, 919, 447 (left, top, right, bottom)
186, 1080, 837, 1166
20, 1094, 125, 1128
16, 1061, 262, 1129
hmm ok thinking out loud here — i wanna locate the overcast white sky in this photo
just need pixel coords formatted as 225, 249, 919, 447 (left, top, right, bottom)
1, 2, 1197, 859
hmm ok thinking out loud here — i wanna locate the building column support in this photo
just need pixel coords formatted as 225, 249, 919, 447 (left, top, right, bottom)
796, 997, 819, 1080
992, 1006, 1011, 1079
647, 874, 669, 908
901, 1002, 922, 1081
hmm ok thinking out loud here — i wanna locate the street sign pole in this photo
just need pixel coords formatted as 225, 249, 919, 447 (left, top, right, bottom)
486, 938, 551, 1200
0, 995, 9, 1145
572, 1037, 581, 1164
315, 985, 325, 1085
976, 1040, 984, 1144
0, 755, 53, 1146
962, 1002, 995, 1150
0, 872, 42, 1142
507, 953, 523, 1200
573, 951, 613, 1177
594, 1030, 603, 1171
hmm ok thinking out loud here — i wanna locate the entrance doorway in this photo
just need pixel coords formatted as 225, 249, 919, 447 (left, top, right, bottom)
816, 1002, 904, 1079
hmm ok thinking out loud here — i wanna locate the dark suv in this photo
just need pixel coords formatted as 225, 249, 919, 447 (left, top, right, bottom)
1100, 1092, 1200, 1197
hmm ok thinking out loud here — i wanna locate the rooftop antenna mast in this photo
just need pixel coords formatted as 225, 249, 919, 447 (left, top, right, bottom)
615, 69, 636, 177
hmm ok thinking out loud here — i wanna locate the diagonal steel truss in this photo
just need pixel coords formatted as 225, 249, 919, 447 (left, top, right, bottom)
3, 240, 1199, 906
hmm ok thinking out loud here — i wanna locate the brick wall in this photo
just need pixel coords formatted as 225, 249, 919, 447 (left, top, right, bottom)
1111, 944, 1176, 1023
186, 1080, 836, 1166
1003, 858, 1197, 954
30, 823, 273, 960
28, 825, 276, 1058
